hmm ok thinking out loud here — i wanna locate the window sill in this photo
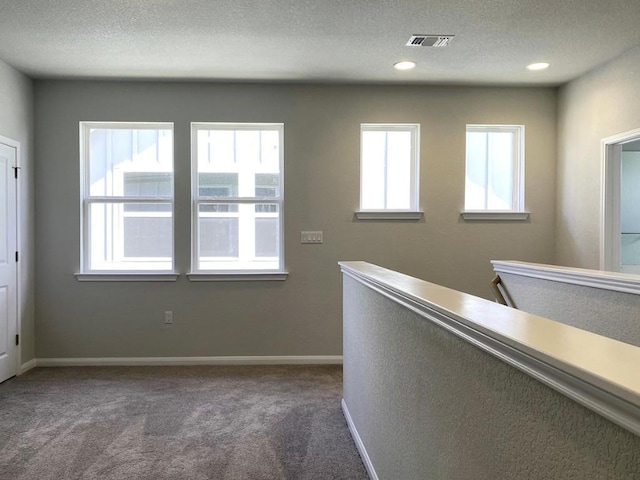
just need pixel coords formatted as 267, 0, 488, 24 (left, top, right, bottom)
75, 272, 179, 282
461, 211, 530, 221
355, 211, 424, 220
187, 271, 289, 282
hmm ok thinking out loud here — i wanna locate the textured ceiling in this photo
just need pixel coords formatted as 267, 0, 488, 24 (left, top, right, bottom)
0, 0, 639, 85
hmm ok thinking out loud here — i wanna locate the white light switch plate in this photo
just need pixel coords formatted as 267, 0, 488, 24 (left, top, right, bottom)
301, 231, 323, 244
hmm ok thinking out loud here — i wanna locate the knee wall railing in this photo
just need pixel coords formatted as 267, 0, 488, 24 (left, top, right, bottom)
340, 261, 640, 480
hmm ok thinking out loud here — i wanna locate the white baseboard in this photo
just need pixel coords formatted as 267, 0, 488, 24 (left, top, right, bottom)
342, 398, 378, 480
36, 355, 343, 367
19, 358, 37, 374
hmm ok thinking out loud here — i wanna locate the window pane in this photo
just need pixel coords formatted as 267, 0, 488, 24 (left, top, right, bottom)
198, 204, 239, 259
199, 130, 234, 167
88, 202, 172, 271
192, 124, 283, 272
124, 217, 172, 257
88, 128, 173, 197
255, 173, 279, 199
361, 126, 417, 211
361, 131, 387, 209
487, 132, 513, 210
196, 202, 280, 270
465, 132, 488, 210
385, 131, 411, 209
255, 204, 279, 257
124, 172, 172, 197
260, 130, 280, 169
199, 172, 239, 198
199, 203, 239, 213
236, 131, 261, 166
465, 126, 522, 212
255, 219, 278, 257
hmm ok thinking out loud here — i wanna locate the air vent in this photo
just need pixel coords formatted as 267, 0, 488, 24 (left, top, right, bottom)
406, 35, 454, 47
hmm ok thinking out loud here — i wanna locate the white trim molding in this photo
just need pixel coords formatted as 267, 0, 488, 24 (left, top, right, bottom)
75, 273, 179, 282
492, 260, 640, 296
355, 211, 423, 220
190, 122, 285, 275
35, 355, 343, 367
359, 123, 420, 214
464, 124, 525, 213
0, 135, 22, 379
187, 272, 288, 281
342, 399, 380, 480
461, 211, 529, 221
19, 359, 37, 375
600, 128, 640, 271
340, 261, 640, 437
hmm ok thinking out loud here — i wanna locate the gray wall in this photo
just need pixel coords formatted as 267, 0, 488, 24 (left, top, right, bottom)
0, 59, 34, 364
498, 272, 640, 347
343, 275, 640, 479
557, 45, 640, 268
34, 81, 556, 358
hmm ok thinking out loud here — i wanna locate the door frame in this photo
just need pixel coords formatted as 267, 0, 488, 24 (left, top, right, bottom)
601, 128, 640, 271
0, 134, 21, 376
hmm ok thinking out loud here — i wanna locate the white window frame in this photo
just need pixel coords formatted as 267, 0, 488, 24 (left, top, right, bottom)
462, 124, 529, 221
77, 122, 177, 281
357, 123, 422, 220
188, 122, 287, 281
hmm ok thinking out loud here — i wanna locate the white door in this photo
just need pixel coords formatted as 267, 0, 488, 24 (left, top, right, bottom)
0, 140, 18, 383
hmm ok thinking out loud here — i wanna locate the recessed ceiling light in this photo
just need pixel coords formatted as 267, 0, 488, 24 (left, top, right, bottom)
526, 62, 550, 71
394, 61, 416, 70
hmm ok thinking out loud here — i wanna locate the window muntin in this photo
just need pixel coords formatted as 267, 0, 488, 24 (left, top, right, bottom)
80, 123, 174, 272
360, 124, 419, 211
465, 125, 524, 212
192, 123, 284, 272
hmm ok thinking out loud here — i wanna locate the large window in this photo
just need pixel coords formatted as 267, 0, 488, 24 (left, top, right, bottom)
80, 122, 174, 272
191, 123, 284, 272
465, 125, 524, 212
359, 124, 420, 212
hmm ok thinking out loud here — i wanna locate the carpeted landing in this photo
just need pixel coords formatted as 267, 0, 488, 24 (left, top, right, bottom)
0, 365, 369, 480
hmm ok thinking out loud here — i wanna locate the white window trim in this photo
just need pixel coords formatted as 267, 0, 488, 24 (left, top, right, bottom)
189, 122, 286, 278
355, 211, 424, 220
187, 272, 288, 282
78, 122, 177, 276
461, 211, 530, 221
462, 124, 525, 221
75, 273, 179, 282
358, 123, 420, 216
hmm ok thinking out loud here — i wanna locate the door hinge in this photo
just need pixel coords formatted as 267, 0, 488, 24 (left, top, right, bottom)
15, 334, 19, 346
15, 251, 18, 262
13, 166, 20, 179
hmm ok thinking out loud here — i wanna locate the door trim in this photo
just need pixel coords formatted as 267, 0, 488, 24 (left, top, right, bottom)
601, 128, 640, 271
0, 134, 21, 377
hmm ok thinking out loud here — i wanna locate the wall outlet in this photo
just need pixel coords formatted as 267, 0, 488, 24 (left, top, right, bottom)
164, 311, 173, 324
301, 231, 323, 244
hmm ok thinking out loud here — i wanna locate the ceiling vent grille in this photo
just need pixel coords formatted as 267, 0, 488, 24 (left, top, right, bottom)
406, 35, 454, 47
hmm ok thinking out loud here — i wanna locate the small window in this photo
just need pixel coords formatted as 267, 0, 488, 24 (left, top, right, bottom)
465, 125, 524, 212
80, 122, 174, 272
359, 124, 420, 213
191, 123, 284, 273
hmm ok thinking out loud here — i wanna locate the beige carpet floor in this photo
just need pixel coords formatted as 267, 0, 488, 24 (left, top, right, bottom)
0, 365, 368, 480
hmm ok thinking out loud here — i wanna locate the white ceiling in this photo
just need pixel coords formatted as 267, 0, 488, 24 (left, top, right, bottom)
1, 0, 639, 86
